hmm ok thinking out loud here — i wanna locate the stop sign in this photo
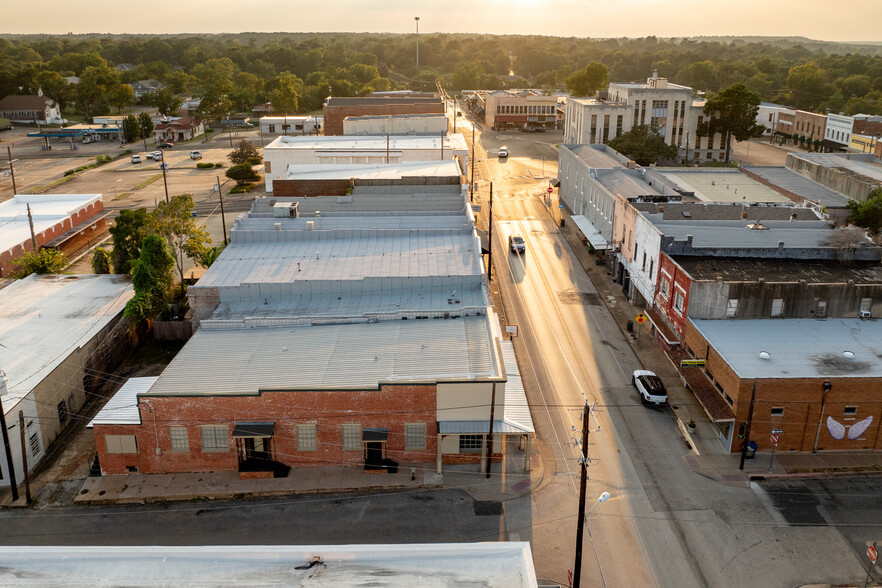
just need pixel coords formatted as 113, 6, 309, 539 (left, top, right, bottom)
547, 187, 554, 193
869, 545, 878, 564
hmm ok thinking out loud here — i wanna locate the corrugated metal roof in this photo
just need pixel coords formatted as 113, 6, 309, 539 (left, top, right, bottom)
0, 194, 102, 254
266, 134, 470, 152
143, 316, 499, 397
88, 377, 157, 427
743, 166, 851, 208
438, 420, 531, 434
283, 160, 462, 180
500, 341, 534, 434
653, 219, 835, 249
571, 215, 609, 250
659, 171, 793, 204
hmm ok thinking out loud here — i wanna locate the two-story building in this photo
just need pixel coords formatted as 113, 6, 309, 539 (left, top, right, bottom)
483, 90, 558, 131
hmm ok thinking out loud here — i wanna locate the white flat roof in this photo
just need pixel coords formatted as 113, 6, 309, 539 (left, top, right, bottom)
0, 194, 102, 254
0, 543, 537, 587
143, 315, 500, 397
658, 171, 792, 204
87, 377, 157, 427
265, 133, 469, 152
284, 160, 462, 180
0, 274, 133, 411
691, 318, 882, 379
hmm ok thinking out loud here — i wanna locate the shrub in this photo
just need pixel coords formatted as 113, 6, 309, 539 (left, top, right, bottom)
225, 162, 259, 185
214, 162, 223, 168
196, 162, 214, 169
246, 156, 263, 166
64, 169, 75, 176
230, 183, 256, 194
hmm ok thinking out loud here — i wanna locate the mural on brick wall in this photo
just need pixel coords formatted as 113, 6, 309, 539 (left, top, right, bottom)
827, 415, 873, 440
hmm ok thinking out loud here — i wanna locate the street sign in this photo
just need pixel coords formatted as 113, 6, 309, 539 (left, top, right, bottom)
770, 433, 779, 446
770, 428, 784, 434
568, 569, 574, 586
634, 313, 647, 325
547, 187, 554, 194
869, 545, 878, 564
680, 359, 706, 367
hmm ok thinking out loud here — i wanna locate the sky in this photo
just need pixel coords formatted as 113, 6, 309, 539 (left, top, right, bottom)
6, 0, 882, 43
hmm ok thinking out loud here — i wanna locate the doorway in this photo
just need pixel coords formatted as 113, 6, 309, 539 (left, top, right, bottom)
364, 442, 384, 469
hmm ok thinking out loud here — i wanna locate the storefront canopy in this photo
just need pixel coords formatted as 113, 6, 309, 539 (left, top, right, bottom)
570, 215, 609, 250
231, 422, 275, 437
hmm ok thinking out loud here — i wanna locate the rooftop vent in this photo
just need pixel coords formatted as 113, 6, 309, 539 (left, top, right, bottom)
682, 211, 692, 218
759, 351, 771, 360
746, 220, 768, 231
843, 351, 856, 360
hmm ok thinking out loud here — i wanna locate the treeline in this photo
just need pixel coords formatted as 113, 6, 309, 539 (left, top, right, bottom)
1, 33, 881, 118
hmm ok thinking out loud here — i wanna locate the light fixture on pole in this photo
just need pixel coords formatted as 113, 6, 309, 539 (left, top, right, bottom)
414, 17, 420, 69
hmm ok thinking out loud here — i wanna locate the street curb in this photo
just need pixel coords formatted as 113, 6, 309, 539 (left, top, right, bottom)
747, 470, 882, 482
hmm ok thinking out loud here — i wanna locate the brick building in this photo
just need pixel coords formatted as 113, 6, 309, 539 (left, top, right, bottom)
683, 318, 882, 453
0, 194, 105, 277
323, 96, 444, 136
483, 90, 557, 131
91, 188, 533, 479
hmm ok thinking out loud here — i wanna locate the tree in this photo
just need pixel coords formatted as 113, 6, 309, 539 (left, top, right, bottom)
9, 248, 66, 279
150, 194, 212, 296
197, 243, 226, 268
124, 234, 175, 322
109, 83, 135, 113
452, 61, 483, 91
76, 63, 121, 119
226, 163, 260, 185
91, 248, 112, 274
786, 62, 833, 110
703, 83, 764, 163
267, 72, 300, 115
228, 139, 261, 164
848, 187, 882, 235
122, 114, 140, 143
584, 62, 609, 94
145, 87, 182, 116
109, 208, 151, 274
607, 125, 678, 166
138, 112, 155, 150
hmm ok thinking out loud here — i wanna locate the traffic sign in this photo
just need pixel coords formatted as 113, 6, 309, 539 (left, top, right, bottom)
548, 187, 554, 194
770, 433, 779, 446
869, 545, 878, 564
568, 569, 574, 586
634, 313, 647, 325
770, 428, 784, 434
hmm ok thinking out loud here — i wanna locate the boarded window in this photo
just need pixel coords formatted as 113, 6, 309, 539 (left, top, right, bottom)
200, 426, 228, 452
405, 423, 427, 451
816, 299, 827, 317
105, 434, 138, 454
860, 298, 872, 312
771, 298, 784, 318
342, 423, 361, 451
169, 426, 189, 452
726, 299, 738, 318
264, 161, 271, 174
297, 424, 317, 451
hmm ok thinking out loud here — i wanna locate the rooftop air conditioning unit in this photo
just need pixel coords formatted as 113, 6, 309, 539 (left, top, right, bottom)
306, 221, 315, 230
315, 211, 321, 218
289, 202, 299, 218
860, 309, 872, 319
274, 222, 282, 231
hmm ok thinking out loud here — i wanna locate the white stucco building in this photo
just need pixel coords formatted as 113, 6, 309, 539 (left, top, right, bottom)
825, 113, 855, 149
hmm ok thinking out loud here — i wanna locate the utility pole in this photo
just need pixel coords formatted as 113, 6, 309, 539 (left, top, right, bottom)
18, 411, 30, 503
485, 382, 496, 478
26, 204, 37, 251
414, 17, 420, 69
488, 181, 493, 280
6, 146, 16, 194
573, 401, 591, 588
160, 149, 169, 203
440, 131, 444, 160
386, 134, 390, 164
739, 382, 757, 470
217, 176, 227, 246
0, 371, 19, 502
470, 126, 476, 202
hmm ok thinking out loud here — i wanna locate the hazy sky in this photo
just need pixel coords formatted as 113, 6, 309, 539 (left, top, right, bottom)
7, 0, 882, 42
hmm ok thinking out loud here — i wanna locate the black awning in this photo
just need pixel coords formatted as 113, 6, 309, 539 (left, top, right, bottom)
362, 428, 388, 442
232, 422, 275, 437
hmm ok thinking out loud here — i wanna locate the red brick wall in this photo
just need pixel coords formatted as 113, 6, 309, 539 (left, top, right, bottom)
0, 200, 104, 277
653, 253, 691, 338
323, 103, 445, 136
273, 179, 351, 197
95, 384, 438, 475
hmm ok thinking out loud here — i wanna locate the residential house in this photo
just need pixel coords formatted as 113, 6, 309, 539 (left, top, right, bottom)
129, 79, 165, 100
154, 116, 204, 143
115, 63, 136, 72
0, 92, 63, 124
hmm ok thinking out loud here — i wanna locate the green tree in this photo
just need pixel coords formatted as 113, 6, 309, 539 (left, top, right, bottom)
109, 83, 135, 113
122, 114, 140, 143
267, 72, 301, 114
786, 62, 833, 110
197, 243, 226, 268
145, 87, 182, 116
584, 62, 609, 94
91, 248, 113, 274
452, 61, 483, 91
124, 234, 175, 322
225, 162, 259, 185
228, 139, 261, 165
607, 125, 678, 166
9, 248, 66, 279
150, 194, 212, 296
703, 83, 764, 163
109, 208, 151, 274
76, 63, 121, 119
848, 187, 882, 234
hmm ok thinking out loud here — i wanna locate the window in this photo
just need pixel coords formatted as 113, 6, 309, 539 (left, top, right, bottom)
770, 407, 785, 417
660, 278, 671, 299
649, 259, 654, 278
169, 426, 189, 452
104, 434, 138, 454
860, 298, 872, 312
816, 299, 827, 318
771, 298, 784, 318
342, 423, 361, 451
297, 424, 317, 451
268, 125, 275, 133
642, 252, 647, 272
57, 400, 68, 423
726, 299, 739, 318
673, 291, 685, 315
459, 434, 483, 453
405, 423, 427, 451
200, 425, 228, 452
844, 406, 858, 416
633, 243, 639, 262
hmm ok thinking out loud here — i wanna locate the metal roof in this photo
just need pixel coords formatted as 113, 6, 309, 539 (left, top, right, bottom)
653, 219, 835, 249
88, 377, 157, 427
596, 168, 664, 200
0, 194, 102, 254
570, 215, 609, 250
265, 134, 470, 152
143, 315, 500, 397
283, 160, 462, 180
500, 341, 534, 434
562, 144, 626, 168
658, 171, 793, 204
788, 153, 882, 183
742, 167, 851, 208
0, 275, 133, 412
690, 318, 882, 380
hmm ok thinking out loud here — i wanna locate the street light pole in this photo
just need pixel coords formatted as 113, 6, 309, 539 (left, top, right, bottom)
488, 181, 493, 281
415, 17, 420, 69
160, 149, 169, 203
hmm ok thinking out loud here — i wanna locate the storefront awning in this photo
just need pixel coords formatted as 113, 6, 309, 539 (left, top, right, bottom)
570, 215, 609, 250
231, 422, 275, 437
362, 428, 388, 442
438, 420, 532, 435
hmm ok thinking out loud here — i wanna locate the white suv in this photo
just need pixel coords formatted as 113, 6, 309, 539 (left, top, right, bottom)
189, 150, 202, 160
633, 370, 668, 405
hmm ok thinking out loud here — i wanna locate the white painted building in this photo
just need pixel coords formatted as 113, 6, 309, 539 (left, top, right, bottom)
343, 113, 448, 136
757, 103, 794, 137
263, 134, 470, 192
259, 115, 323, 137
825, 113, 855, 148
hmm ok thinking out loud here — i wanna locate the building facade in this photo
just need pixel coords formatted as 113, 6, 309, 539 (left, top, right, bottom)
483, 90, 558, 131
0, 93, 63, 124
323, 96, 444, 136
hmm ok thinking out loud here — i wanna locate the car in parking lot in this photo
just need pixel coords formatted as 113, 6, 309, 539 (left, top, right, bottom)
632, 370, 667, 405
498, 145, 509, 158
130, 155, 141, 164
157, 143, 173, 149
189, 150, 202, 160
147, 151, 162, 160
508, 234, 526, 254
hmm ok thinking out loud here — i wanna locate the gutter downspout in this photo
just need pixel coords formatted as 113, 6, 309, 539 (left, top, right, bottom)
812, 381, 833, 453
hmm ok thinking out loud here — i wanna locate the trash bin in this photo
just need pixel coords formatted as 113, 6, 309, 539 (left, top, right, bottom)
746, 441, 758, 459
626, 320, 633, 332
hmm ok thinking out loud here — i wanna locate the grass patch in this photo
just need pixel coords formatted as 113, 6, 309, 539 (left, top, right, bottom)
113, 191, 134, 201
128, 337, 187, 366
133, 174, 163, 190
25, 174, 77, 194
230, 183, 257, 194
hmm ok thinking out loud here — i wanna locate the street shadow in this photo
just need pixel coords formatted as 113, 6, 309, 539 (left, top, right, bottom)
508, 251, 526, 284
